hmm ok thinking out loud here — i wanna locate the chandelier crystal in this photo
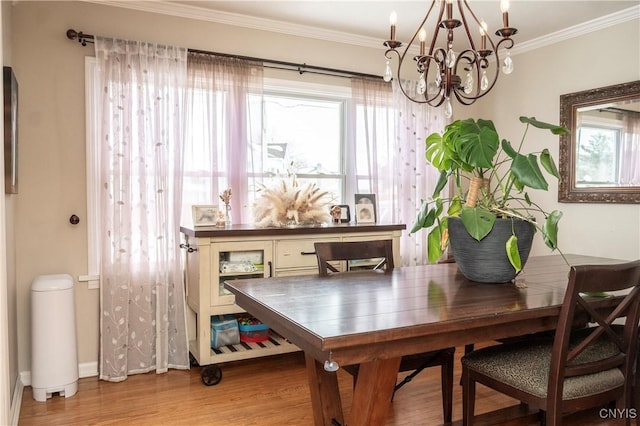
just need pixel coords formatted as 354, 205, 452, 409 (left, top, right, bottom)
383, 0, 518, 117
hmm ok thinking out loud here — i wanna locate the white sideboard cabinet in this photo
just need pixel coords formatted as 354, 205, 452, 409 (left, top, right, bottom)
180, 223, 405, 384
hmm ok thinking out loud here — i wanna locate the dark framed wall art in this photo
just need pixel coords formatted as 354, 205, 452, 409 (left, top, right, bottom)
4, 66, 18, 194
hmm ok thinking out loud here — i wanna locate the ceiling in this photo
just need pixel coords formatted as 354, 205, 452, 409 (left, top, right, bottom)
113, 0, 640, 51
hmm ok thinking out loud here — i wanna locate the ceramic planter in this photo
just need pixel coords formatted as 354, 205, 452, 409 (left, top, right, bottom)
448, 217, 535, 283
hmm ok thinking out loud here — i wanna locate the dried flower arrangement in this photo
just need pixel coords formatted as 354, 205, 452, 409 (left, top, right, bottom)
219, 188, 233, 226
252, 172, 333, 227
219, 188, 232, 207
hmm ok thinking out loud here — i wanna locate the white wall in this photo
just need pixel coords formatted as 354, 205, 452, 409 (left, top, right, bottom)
10, 1, 640, 376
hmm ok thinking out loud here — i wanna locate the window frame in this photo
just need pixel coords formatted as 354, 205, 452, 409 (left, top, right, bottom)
259, 87, 348, 202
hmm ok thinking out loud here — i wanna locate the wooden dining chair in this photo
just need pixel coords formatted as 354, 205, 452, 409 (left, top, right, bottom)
461, 259, 640, 426
314, 240, 455, 423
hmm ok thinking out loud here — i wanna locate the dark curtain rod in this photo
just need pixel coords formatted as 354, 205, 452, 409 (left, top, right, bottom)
600, 106, 640, 115
66, 29, 382, 80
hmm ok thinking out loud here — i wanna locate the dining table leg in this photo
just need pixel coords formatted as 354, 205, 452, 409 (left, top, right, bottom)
347, 357, 402, 426
305, 353, 345, 426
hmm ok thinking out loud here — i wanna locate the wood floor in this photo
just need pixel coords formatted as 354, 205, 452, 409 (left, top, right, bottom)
19, 346, 621, 425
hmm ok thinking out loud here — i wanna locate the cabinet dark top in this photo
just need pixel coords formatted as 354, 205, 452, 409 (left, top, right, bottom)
180, 223, 406, 238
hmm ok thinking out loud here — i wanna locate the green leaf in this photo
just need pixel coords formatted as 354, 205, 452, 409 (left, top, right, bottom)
540, 148, 559, 179
425, 133, 450, 171
427, 226, 444, 263
511, 153, 549, 190
501, 138, 517, 159
410, 200, 438, 233
542, 210, 563, 250
456, 119, 499, 169
432, 170, 449, 197
460, 206, 496, 241
519, 116, 569, 135
447, 197, 462, 217
509, 173, 524, 192
505, 234, 522, 273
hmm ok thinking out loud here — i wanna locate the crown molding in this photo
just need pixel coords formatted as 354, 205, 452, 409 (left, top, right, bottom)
82, 0, 380, 49
82, 1, 639, 55
511, 4, 640, 56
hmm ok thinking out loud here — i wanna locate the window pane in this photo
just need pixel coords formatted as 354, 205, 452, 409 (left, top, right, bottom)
261, 94, 343, 176
576, 126, 620, 187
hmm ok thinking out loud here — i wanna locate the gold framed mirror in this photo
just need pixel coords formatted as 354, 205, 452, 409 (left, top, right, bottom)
558, 80, 640, 203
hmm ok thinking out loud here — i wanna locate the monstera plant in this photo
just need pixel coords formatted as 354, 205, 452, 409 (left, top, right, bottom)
412, 116, 569, 282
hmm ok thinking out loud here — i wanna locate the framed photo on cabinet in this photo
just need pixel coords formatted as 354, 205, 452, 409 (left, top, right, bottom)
192, 205, 220, 227
330, 205, 351, 223
354, 194, 376, 224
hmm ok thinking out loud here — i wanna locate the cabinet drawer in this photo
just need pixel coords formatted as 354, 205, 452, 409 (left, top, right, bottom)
276, 237, 340, 269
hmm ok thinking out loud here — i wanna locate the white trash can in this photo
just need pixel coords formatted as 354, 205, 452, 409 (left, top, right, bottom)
31, 274, 78, 402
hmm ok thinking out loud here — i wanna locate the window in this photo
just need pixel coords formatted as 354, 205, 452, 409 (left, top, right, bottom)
180, 79, 350, 223
576, 125, 621, 187
260, 93, 345, 199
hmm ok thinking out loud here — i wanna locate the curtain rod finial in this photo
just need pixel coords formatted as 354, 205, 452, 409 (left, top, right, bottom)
66, 29, 78, 40
66, 29, 92, 46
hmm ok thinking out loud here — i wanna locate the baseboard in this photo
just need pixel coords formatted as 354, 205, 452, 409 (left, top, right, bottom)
10, 377, 23, 426
19, 361, 99, 387
19, 371, 30, 387
79, 361, 98, 378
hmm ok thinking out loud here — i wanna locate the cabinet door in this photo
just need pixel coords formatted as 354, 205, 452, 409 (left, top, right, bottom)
211, 241, 273, 306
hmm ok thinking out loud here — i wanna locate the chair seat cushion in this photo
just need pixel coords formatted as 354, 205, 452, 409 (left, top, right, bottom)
462, 335, 624, 400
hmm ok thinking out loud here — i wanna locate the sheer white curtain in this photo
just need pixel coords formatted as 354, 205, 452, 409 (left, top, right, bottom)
349, 78, 446, 266
392, 79, 447, 266
348, 78, 395, 216
620, 114, 640, 186
94, 37, 189, 381
184, 53, 264, 223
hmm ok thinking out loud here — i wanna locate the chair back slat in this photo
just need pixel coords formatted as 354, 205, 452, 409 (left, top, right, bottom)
547, 260, 640, 410
314, 240, 395, 277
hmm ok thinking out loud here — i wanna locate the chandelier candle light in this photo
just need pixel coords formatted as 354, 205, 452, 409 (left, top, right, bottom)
383, 0, 517, 117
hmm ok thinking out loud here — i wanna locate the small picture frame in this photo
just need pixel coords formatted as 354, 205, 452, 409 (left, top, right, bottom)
192, 205, 219, 227
354, 194, 376, 224
330, 205, 351, 224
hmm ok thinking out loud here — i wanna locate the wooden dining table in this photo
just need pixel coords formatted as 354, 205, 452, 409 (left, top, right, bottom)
224, 254, 626, 426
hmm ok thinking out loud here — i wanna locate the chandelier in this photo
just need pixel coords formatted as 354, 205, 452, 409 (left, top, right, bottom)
383, 0, 517, 117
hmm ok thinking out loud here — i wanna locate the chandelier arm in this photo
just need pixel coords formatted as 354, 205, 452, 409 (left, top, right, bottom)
388, 48, 414, 100
428, 49, 448, 103
452, 89, 478, 106
456, 0, 478, 52
429, 94, 447, 108
398, 81, 430, 104
428, 1, 447, 55
384, 48, 398, 61
464, 37, 515, 98
452, 50, 481, 99
392, 51, 431, 105
400, 0, 439, 62
395, 1, 439, 106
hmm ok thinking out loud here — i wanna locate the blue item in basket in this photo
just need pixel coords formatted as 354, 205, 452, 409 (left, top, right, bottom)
238, 318, 270, 343
210, 315, 240, 348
